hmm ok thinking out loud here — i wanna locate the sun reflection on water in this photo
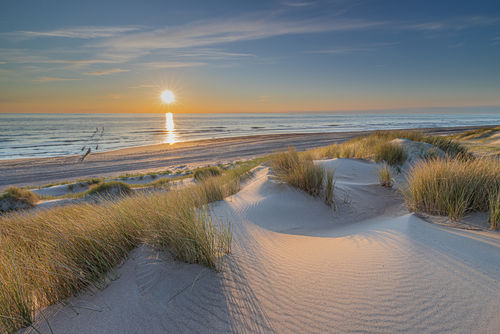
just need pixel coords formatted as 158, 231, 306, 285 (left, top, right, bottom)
164, 112, 177, 145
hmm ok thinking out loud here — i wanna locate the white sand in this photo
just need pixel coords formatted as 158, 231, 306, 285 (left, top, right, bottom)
24, 160, 500, 333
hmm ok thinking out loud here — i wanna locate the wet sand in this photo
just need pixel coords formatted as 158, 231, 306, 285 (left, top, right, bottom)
0, 126, 488, 190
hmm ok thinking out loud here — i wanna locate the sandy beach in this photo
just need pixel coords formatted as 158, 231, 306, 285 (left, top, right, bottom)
0, 126, 486, 190
23, 161, 500, 333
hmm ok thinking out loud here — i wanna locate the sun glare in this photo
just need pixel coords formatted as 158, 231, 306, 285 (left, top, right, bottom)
164, 112, 176, 145
161, 90, 175, 104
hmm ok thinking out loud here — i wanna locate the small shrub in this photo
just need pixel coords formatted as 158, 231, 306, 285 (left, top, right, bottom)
0, 187, 38, 212
193, 166, 222, 181
67, 184, 75, 191
377, 163, 394, 188
87, 181, 133, 197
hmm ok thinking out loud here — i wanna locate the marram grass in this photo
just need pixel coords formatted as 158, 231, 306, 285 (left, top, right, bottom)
0, 162, 257, 333
0, 187, 38, 212
403, 157, 500, 223
376, 163, 394, 188
272, 147, 335, 207
308, 129, 469, 164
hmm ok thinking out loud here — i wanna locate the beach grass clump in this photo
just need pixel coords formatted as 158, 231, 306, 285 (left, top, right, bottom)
403, 157, 500, 221
310, 130, 468, 162
193, 166, 222, 181
489, 191, 500, 230
377, 163, 394, 188
150, 178, 171, 189
373, 142, 407, 165
315, 135, 407, 166
0, 186, 38, 212
0, 161, 258, 333
86, 181, 133, 197
453, 126, 500, 141
272, 147, 335, 206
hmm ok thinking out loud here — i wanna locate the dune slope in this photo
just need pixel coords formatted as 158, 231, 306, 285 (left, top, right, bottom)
25, 162, 500, 333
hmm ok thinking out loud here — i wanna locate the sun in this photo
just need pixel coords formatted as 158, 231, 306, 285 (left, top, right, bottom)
160, 90, 175, 104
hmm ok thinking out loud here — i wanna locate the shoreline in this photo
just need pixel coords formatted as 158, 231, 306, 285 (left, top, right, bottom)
0, 125, 494, 190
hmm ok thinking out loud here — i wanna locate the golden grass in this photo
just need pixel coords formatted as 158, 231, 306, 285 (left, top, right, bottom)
376, 163, 394, 188
0, 187, 38, 212
193, 166, 222, 181
86, 181, 133, 197
309, 130, 469, 164
489, 191, 500, 230
403, 157, 500, 222
0, 162, 257, 333
272, 147, 335, 206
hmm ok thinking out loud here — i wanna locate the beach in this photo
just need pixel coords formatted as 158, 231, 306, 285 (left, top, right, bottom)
22, 162, 500, 333
2, 125, 499, 333
0, 125, 486, 190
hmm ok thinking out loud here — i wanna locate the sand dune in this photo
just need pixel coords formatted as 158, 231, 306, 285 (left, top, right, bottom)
25, 162, 500, 333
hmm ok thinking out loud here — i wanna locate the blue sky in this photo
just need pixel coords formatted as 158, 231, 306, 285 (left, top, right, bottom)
1, 0, 499, 113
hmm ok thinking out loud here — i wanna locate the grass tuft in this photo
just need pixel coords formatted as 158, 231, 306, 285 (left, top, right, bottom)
403, 157, 500, 221
272, 147, 335, 206
193, 166, 222, 181
0, 187, 38, 212
489, 191, 500, 230
86, 181, 133, 197
377, 163, 394, 188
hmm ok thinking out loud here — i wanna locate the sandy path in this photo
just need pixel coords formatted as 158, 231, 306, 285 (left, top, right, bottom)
26, 162, 500, 333
0, 126, 483, 190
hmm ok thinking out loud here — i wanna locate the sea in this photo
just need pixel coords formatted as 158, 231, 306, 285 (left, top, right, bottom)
1, 112, 499, 160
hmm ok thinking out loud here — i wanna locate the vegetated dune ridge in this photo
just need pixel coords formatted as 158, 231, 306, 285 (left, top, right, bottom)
23, 161, 500, 334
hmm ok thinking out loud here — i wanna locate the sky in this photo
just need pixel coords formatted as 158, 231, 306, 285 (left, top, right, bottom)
0, 0, 499, 114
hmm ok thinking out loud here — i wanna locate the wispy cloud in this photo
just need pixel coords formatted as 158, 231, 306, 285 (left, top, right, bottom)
169, 49, 257, 59
97, 16, 385, 51
34, 77, 79, 82
9, 26, 140, 39
143, 61, 206, 69
47, 59, 119, 65
284, 1, 315, 7
406, 16, 500, 31
129, 84, 157, 89
84, 68, 130, 76
306, 42, 398, 54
